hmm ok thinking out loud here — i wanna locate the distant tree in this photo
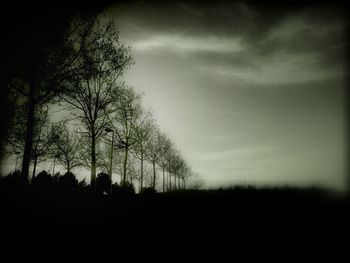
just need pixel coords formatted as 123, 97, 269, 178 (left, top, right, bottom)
99, 140, 124, 183
109, 85, 142, 187
157, 133, 172, 192
177, 159, 191, 190
169, 151, 183, 191
51, 123, 82, 173
61, 18, 133, 187
145, 127, 163, 191
188, 172, 204, 190
164, 146, 177, 191
132, 112, 154, 192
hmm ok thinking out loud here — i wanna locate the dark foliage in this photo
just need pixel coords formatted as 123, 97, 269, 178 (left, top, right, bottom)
31, 170, 53, 190
111, 181, 135, 196
59, 171, 79, 193
96, 172, 111, 195
141, 186, 157, 195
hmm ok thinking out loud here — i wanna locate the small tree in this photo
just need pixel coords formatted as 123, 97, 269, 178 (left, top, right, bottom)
51, 123, 82, 173
96, 172, 111, 195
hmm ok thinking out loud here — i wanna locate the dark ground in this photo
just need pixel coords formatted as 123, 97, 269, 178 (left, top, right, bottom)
0, 184, 348, 258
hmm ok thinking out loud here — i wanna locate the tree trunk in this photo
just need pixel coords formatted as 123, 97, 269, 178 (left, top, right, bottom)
169, 172, 172, 191
91, 135, 96, 189
152, 161, 156, 191
162, 166, 165, 193
122, 146, 128, 186
174, 174, 177, 190
67, 159, 70, 173
140, 152, 144, 192
21, 91, 36, 185
32, 156, 37, 181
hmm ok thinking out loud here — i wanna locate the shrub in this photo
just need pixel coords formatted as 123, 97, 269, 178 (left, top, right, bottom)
96, 172, 112, 195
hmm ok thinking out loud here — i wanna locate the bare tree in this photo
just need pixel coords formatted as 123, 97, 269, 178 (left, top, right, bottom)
6, 104, 54, 179
169, 151, 183, 191
109, 85, 142, 187
132, 112, 154, 192
61, 18, 133, 186
177, 159, 191, 190
188, 172, 205, 190
164, 145, 178, 191
145, 126, 163, 191
157, 133, 172, 192
7, 17, 96, 184
50, 123, 82, 173
99, 139, 124, 184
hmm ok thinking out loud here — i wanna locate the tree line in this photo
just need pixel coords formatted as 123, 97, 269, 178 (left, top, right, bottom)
3, 15, 193, 193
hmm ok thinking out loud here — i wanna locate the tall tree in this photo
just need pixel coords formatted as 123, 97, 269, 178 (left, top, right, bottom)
109, 85, 142, 187
62, 18, 133, 186
6, 104, 54, 179
157, 133, 172, 192
145, 127, 163, 191
6, 17, 98, 184
132, 112, 154, 192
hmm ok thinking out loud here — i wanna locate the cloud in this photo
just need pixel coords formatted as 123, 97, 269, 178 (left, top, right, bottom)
198, 51, 345, 85
133, 34, 246, 53
118, 2, 346, 87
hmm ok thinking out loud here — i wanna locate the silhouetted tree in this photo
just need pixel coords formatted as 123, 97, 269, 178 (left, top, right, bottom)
7, 17, 96, 184
187, 172, 204, 190
177, 158, 191, 190
132, 112, 154, 192
109, 85, 142, 187
31, 170, 53, 191
6, 105, 55, 179
59, 171, 79, 190
61, 18, 133, 187
157, 133, 172, 192
51, 123, 82, 173
145, 126, 163, 191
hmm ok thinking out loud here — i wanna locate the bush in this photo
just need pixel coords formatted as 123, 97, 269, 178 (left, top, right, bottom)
96, 172, 112, 195
141, 187, 156, 195
0, 170, 22, 193
112, 181, 135, 196
31, 170, 52, 189
59, 171, 79, 189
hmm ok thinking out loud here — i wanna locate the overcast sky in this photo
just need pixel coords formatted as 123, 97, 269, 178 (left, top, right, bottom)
1, 1, 346, 191
106, 0, 348, 191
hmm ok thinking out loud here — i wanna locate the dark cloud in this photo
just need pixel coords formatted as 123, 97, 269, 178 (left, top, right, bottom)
110, 0, 347, 78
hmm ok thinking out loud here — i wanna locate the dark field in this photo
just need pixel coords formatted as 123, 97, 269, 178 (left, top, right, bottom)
1, 182, 348, 255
